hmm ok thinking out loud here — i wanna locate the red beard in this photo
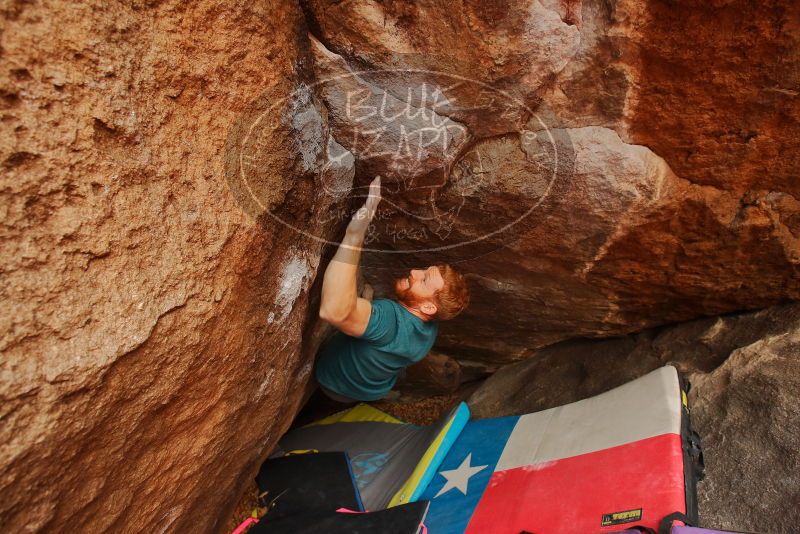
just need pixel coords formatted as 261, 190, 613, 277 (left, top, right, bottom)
394, 276, 422, 309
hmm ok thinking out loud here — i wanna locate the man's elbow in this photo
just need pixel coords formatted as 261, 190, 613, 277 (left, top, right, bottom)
319, 305, 346, 324
319, 306, 332, 323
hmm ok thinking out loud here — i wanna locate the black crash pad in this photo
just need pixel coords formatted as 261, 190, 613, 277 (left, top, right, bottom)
248, 500, 430, 534
255, 452, 363, 519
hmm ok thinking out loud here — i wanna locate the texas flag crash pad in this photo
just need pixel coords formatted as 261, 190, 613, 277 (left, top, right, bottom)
419, 366, 700, 533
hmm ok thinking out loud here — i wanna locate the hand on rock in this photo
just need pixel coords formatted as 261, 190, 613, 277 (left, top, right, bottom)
347, 176, 381, 236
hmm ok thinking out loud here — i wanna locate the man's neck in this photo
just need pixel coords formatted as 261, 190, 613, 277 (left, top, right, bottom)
399, 301, 431, 322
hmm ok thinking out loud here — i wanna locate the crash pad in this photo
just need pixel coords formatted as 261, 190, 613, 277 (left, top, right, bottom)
272, 402, 469, 510
419, 366, 702, 533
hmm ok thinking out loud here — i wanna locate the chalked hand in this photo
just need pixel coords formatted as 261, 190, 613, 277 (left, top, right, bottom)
347, 176, 381, 237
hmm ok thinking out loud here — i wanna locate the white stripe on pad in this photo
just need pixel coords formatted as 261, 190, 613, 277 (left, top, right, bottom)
494, 366, 682, 472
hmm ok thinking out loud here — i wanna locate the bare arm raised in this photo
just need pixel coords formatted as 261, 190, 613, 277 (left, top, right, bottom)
319, 177, 381, 336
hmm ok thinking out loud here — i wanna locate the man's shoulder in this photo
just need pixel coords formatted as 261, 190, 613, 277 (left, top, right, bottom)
369, 298, 405, 327
356, 298, 401, 344
378, 299, 438, 334
372, 298, 415, 324
372, 297, 400, 311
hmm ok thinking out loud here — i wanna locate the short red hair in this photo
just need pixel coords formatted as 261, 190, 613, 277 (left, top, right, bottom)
433, 264, 469, 320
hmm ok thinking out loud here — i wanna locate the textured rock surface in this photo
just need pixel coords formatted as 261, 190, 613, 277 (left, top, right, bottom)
0, 1, 351, 532
467, 303, 800, 532
302, 0, 800, 361
690, 317, 800, 533
394, 350, 467, 397
468, 303, 800, 415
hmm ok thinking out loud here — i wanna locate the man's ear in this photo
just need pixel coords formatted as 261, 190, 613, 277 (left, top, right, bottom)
420, 301, 437, 316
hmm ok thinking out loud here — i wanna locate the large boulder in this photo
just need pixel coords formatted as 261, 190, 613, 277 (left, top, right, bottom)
467, 303, 800, 416
689, 320, 800, 533
0, 1, 352, 532
300, 0, 800, 361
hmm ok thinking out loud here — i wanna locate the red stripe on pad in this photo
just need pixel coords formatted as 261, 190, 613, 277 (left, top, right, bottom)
466, 433, 685, 534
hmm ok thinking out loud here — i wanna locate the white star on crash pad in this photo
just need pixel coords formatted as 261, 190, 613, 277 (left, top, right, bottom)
434, 453, 488, 498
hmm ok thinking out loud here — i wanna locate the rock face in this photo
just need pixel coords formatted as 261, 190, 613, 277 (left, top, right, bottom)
467, 303, 800, 533
301, 0, 800, 361
2, 1, 799, 533
690, 319, 800, 533
468, 303, 800, 413
1, 1, 352, 532
393, 351, 469, 397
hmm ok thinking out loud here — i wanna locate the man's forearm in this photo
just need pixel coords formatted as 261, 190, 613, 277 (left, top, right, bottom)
319, 228, 365, 321
319, 176, 381, 323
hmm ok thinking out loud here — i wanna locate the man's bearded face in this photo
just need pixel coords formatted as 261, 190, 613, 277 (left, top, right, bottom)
393, 266, 443, 309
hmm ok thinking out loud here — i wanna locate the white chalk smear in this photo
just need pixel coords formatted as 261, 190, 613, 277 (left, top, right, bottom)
274, 252, 311, 322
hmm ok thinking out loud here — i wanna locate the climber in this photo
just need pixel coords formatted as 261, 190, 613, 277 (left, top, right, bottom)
315, 176, 470, 403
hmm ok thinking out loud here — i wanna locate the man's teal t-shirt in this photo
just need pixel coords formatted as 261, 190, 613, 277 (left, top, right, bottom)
315, 298, 438, 401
